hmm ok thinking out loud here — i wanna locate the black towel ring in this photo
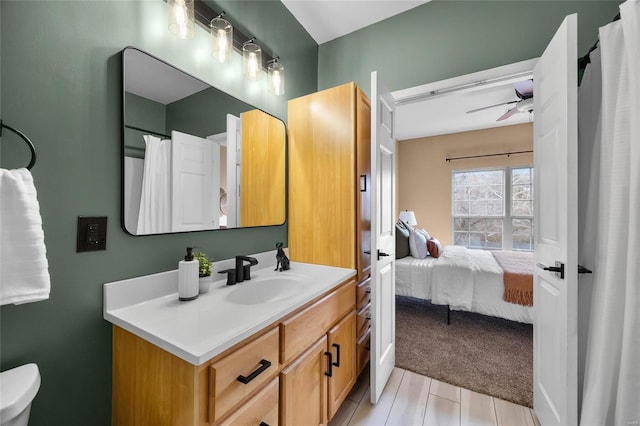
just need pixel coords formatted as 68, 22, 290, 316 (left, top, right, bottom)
0, 120, 37, 170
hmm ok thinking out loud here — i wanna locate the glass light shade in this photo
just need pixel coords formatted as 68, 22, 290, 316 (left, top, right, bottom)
210, 17, 233, 63
399, 210, 418, 226
168, 0, 195, 39
243, 42, 262, 81
268, 61, 285, 96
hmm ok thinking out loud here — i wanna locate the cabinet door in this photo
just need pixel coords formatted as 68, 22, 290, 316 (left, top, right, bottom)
288, 83, 356, 270
327, 311, 357, 420
280, 336, 328, 426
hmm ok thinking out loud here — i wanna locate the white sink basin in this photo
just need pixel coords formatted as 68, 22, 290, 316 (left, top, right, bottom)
226, 272, 307, 305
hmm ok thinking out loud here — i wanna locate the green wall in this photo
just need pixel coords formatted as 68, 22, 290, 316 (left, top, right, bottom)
318, 0, 623, 93
0, 1, 316, 425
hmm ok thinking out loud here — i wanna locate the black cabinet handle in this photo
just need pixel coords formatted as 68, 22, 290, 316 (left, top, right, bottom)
332, 343, 340, 367
259, 423, 269, 426
324, 351, 333, 377
237, 359, 271, 384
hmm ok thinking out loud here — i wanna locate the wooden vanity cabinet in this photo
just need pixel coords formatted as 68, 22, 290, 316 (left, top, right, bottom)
111, 278, 355, 426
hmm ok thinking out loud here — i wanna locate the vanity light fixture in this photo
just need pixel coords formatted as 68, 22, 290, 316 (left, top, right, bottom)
210, 12, 233, 63
243, 38, 262, 81
267, 58, 285, 96
168, 0, 195, 39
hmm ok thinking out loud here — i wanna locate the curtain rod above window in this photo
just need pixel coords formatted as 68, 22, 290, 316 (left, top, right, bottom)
445, 150, 533, 162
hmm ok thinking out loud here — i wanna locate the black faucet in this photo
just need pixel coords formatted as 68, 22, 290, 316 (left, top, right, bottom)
235, 256, 259, 283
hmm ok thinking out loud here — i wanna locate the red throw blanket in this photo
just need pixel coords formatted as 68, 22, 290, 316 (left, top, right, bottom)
491, 250, 534, 306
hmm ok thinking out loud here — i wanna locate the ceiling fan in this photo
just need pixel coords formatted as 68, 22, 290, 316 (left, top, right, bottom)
466, 79, 534, 121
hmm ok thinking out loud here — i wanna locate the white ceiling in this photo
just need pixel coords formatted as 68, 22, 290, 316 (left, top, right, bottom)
280, 0, 431, 44
281, 1, 535, 139
394, 83, 534, 140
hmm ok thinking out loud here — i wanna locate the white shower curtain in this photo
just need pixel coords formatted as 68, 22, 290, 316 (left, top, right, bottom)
580, 1, 640, 425
136, 135, 172, 234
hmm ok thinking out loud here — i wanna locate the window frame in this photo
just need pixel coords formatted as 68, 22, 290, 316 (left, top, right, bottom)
451, 165, 534, 251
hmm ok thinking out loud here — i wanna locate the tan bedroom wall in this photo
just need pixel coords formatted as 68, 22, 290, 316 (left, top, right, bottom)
397, 123, 533, 246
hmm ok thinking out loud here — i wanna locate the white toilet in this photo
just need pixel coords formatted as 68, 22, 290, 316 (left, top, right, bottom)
0, 364, 40, 426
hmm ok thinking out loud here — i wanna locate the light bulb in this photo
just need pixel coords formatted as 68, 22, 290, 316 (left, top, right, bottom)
168, 0, 194, 39
243, 41, 262, 81
272, 71, 281, 93
268, 60, 285, 95
248, 53, 258, 78
216, 29, 228, 62
211, 17, 233, 63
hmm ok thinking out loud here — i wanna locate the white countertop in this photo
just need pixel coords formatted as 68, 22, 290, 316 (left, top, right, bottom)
104, 253, 355, 365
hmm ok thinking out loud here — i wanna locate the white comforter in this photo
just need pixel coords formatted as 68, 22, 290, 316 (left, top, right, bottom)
395, 246, 533, 324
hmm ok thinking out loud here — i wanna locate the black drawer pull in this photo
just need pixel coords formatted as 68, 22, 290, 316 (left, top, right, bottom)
237, 359, 271, 384
259, 423, 269, 426
324, 351, 333, 377
332, 343, 340, 367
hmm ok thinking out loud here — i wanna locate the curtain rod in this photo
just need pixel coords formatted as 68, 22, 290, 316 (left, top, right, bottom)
445, 150, 533, 162
125, 124, 170, 139
578, 12, 621, 71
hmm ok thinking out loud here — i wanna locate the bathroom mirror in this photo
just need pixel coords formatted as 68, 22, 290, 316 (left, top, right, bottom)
122, 47, 286, 235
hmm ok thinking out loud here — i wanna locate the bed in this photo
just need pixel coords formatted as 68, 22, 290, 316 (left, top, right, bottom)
395, 245, 534, 324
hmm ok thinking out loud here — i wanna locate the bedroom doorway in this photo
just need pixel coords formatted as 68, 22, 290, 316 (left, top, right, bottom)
390, 59, 537, 408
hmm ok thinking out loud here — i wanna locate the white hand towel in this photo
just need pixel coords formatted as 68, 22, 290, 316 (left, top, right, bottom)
0, 168, 51, 305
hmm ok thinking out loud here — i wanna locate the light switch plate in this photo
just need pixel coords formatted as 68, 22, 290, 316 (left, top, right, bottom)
76, 216, 107, 252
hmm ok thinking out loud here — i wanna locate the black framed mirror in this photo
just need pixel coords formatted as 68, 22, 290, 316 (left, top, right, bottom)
122, 47, 286, 235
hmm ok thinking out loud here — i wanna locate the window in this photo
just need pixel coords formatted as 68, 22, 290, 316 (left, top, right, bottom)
452, 166, 534, 251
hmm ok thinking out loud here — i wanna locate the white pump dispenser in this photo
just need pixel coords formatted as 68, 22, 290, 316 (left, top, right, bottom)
178, 247, 199, 301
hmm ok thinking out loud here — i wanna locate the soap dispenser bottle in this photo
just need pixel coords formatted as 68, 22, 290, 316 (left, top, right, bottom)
178, 247, 199, 301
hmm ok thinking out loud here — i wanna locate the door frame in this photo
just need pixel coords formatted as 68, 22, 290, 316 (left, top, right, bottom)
392, 58, 538, 108
389, 58, 543, 402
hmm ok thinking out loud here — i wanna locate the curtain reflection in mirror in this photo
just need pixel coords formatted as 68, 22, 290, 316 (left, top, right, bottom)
137, 135, 171, 234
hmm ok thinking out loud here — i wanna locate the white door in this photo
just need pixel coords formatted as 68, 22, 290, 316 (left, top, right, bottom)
533, 14, 578, 426
225, 114, 241, 228
171, 130, 220, 232
370, 71, 397, 404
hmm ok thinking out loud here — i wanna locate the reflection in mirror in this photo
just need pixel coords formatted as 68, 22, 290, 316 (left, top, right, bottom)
122, 47, 286, 235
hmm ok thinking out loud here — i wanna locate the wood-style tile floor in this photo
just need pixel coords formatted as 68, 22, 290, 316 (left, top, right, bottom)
329, 368, 540, 426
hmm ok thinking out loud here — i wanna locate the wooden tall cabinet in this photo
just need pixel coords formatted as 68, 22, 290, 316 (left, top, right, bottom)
288, 82, 371, 279
288, 82, 372, 389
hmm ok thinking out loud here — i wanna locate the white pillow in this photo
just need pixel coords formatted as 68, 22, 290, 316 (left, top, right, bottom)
409, 227, 429, 259
419, 228, 431, 240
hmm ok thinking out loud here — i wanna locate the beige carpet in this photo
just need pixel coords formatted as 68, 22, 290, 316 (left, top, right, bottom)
395, 296, 533, 407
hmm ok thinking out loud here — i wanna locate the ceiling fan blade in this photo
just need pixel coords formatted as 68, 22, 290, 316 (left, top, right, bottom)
496, 105, 520, 121
466, 100, 518, 114
513, 79, 534, 98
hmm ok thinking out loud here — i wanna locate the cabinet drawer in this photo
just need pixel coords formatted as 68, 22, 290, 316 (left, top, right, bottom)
356, 277, 371, 311
356, 329, 371, 374
219, 377, 279, 426
281, 280, 355, 365
356, 303, 371, 338
209, 327, 279, 424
